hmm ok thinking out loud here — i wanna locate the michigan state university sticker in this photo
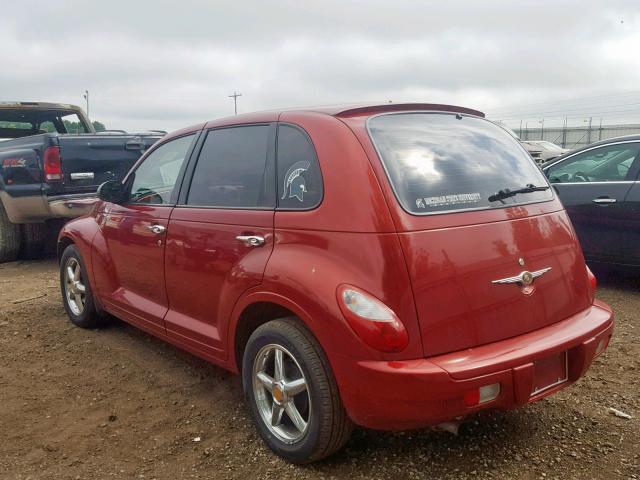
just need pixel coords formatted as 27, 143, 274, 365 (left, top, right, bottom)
282, 161, 311, 202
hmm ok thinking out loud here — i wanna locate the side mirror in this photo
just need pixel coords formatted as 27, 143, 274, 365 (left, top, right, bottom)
97, 180, 126, 204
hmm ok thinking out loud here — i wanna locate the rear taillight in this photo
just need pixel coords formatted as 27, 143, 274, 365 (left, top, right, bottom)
43, 146, 62, 182
337, 285, 408, 353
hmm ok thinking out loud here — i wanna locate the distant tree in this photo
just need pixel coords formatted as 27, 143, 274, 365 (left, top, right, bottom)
63, 120, 83, 133
92, 120, 106, 132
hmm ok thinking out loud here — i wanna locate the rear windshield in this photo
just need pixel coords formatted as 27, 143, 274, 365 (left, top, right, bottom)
0, 109, 90, 139
368, 113, 553, 214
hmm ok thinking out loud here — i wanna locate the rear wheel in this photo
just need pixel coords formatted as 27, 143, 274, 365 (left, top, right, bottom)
0, 201, 20, 263
242, 318, 352, 463
60, 244, 104, 328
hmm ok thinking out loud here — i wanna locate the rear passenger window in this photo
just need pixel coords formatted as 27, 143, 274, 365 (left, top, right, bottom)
277, 124, 323, 209
187, 125, 272, 208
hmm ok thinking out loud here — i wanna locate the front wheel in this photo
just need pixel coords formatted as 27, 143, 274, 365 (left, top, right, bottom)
60, 244, 104, 328
242, 318, 353, 463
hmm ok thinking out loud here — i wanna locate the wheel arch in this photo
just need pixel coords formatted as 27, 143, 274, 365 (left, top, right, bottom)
57, 234, 75, 261
228, 292, 321, 374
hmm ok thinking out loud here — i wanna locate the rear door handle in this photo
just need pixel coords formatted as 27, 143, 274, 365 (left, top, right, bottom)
147, 224, 166, 234
592, 198, 617, 204
236, 235, 265, 247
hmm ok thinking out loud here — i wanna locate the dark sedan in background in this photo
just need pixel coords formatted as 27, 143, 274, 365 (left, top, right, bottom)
543, 135, 640, 268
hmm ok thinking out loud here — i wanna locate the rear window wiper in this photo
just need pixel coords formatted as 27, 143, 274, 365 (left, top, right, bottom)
488, 184, 550, 203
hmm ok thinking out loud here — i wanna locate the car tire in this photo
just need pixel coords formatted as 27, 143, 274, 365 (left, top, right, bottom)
0, 201, 21, 263
20, 223, 47, 259
60, 244, 105, 328
242, 317, 353, 463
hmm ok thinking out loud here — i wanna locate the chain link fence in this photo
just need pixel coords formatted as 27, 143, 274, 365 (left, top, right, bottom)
519, 123, 640, 149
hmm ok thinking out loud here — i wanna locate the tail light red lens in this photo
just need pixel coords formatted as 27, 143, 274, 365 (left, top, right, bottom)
336, 285, 408, 353
43, 146, 62, 182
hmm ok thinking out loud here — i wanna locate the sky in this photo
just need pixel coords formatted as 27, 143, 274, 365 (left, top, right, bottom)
2, 0, 640, 132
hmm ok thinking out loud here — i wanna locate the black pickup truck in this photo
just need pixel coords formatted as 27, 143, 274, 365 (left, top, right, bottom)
0, 102, 163, 262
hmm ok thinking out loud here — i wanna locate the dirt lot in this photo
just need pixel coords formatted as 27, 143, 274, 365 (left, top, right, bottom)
0, 260, 638, 480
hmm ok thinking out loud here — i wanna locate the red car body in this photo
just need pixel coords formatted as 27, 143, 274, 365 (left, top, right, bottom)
58, 103, 613, 431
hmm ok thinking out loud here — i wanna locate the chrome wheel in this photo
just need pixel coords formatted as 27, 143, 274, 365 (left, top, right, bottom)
252, 344, 311, 444
64, 257, 86, 316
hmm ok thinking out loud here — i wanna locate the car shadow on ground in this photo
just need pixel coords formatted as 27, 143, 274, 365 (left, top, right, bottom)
100, 313, 585, 476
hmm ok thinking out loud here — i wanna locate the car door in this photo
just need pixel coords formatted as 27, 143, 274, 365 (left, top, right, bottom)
94, 133, 197, 336
544, 141, 640, 263
163, 124, 275, 360
619, 169, 640, 265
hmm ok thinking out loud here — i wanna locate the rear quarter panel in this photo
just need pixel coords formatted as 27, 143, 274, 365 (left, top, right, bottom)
233, 113, 423, 372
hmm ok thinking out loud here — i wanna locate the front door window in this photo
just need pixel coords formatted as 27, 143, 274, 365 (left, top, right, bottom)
129, 134, 195, 205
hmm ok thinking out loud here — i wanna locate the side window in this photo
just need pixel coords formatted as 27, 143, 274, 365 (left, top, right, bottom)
547, 143, 640, 183
40, 121, 57, 133
129, 134, 194, 205
187, 125, 272, 208
277, 124, 323, 209
60, 113, 90, 134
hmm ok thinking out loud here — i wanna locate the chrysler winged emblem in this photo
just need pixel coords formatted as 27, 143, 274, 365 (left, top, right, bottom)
491, 267, 552, 286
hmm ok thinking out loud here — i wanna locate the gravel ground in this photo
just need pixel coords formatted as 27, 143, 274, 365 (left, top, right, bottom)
0, 259, 638, 480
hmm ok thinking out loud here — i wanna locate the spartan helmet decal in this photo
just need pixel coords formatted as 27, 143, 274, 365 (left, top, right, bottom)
281, 160, 311, 202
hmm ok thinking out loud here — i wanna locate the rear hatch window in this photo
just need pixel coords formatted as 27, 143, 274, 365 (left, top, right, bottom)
368, 113, 553, 214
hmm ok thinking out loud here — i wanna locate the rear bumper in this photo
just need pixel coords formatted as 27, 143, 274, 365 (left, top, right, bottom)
335, 301, 613, 430
47, 194, 98, 219
1, 190, 97, 223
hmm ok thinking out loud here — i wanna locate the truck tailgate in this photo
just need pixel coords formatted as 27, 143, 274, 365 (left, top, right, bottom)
56, 134, 161, 194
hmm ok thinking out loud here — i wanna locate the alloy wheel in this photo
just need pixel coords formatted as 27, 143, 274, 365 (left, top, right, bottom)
64, 257, 86, 316
252, 344, 311, 444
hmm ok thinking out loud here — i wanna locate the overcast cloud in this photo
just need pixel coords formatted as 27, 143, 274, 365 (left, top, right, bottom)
2, 1, 639, 131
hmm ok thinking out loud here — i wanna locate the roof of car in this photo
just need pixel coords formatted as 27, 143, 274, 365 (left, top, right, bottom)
197, 102, 485, 131
299, 102, 485, 118
0, 101, 84, 111
547, 134, 640, 165
165, 103, 487, 142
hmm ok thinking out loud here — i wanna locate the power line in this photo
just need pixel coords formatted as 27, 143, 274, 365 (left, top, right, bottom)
491, 102, 640, 122
486, 90, 640, 115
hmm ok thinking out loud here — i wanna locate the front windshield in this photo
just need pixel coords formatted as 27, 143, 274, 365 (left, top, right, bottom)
368, 113, 553, 215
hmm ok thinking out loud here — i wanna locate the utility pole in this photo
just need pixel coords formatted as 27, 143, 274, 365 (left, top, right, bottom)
561, 117, 567, 148
228, 91, 242, 115
539, 118, 545, 140
587, 116, 593, 144
519, 119, 523, 139
83, 90, 89, 117
598, 117, 603, 141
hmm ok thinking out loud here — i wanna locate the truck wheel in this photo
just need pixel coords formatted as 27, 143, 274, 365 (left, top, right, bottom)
0, 201, 21, 263
60, 244, 104, 328
242, 318, 353, 463
20, 223, 47, 259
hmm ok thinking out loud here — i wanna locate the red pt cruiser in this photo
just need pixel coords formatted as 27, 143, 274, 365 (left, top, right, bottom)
58, 103, 613, 463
